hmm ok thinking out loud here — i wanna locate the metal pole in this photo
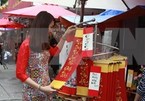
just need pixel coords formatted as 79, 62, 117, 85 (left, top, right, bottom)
121, 0, 130, 10
80, 0, 87, 22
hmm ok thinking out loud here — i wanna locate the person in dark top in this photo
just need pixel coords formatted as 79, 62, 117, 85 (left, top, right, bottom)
0, 43, 3, 65
0, 43, 8, 69
134, 70, 145, 101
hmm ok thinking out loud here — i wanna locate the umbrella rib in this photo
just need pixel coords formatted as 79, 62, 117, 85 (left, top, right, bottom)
121, 0, 130, 10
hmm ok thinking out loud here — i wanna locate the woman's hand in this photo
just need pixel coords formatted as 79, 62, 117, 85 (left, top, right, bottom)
40, 85, 56, 93
62, 25, 76, 39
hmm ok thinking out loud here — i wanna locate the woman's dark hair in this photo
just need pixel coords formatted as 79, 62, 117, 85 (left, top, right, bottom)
29, 11, 55, 52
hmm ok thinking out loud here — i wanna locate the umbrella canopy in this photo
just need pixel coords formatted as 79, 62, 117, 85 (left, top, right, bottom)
0, 18, 24, 28
98, 5, 145, 30
21, 0, 145, 11
123, 0, 145, 9
3, 4, 77, 19
59, 9, 124, 27
100, 6, 145, 23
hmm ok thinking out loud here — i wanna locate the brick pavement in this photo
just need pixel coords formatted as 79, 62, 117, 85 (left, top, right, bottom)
0, 63, 22, 101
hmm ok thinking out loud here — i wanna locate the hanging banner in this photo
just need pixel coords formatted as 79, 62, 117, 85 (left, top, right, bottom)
109, 55, 128, 101
88, 65, 101, 97
82, 27, 94, 57
58, 69, 77, 95
93, 59, 114, 101
112, 62, 119, 100
76, 58, 93, 96
50, 28, 83, 89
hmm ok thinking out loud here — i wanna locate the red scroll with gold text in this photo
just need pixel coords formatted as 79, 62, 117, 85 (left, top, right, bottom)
88, 64, 101, 97
50, 28, 83, 89
82, 27, 94, 57
92, 59, 114, 101
76, 58, 93, 96
109, 55, 128, 101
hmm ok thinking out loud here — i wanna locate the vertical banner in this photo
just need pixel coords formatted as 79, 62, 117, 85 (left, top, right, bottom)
119, 60, 127, 101
59, 42, 73, 70
126, 69, 134, 88
112, 62, 119, 101
107, 63, 114, 101
76, 58, 93, 96
58, 70, 77, 95
93, 59, 113, 101
89, 56, 128, 101
82, 27, 94, 57
50, 28, 83, 89
109, 55, 128, 101
88, 65, 101, 97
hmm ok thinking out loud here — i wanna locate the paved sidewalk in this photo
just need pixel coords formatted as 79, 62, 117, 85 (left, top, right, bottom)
0, 63, 22, 101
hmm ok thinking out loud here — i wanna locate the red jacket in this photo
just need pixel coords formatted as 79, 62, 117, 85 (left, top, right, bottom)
16, 38, 60, 82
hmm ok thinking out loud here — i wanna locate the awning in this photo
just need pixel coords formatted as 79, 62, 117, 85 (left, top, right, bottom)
60, 9, 124, 27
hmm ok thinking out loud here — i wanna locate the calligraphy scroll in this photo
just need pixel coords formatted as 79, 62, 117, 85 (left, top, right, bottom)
88, 65, 101, 97
58, 70, 77, 95
109, 55, 128, 101
82, 27, 94, 57
76, 58, 93, 96
93, 59, 114, 101
50, 28, 83, 89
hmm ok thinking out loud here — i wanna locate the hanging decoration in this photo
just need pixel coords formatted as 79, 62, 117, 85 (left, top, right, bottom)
82, 27, 94, 57
0, 1, 8, 11
50, 28, 83, 89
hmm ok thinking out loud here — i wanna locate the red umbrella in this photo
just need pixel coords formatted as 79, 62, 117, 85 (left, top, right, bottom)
0, 18, 24, 28
22, 0, 145, 11
3, 4, 77, 19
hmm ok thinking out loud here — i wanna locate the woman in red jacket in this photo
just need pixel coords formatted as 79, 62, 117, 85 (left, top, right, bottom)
16, 11, 75, 101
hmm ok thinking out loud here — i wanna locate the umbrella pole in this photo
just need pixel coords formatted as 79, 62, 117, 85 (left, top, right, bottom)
20, 28, 24, 43
121, 0, 130, 10
80, 0, 87, 22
